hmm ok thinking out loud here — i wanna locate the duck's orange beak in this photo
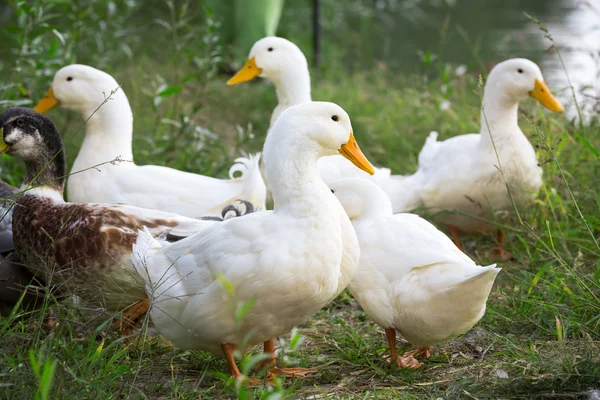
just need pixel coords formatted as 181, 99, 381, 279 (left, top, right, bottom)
339, 132, 375, 175
34, 87, 60, 113
529, 79, 564, 113
227, 57, 262, 85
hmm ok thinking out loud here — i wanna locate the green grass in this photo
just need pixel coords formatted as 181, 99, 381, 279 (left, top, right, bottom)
1, 1, 599, 399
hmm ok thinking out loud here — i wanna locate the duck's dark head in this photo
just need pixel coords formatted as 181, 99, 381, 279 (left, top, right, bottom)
0, 107, 63, 161
0, 107, 66, 191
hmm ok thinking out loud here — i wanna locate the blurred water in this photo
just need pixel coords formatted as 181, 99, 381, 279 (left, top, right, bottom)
318, 0, 600, 123
538, 0, 600, 123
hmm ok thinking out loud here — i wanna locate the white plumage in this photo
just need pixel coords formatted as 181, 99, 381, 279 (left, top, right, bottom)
132, 102, 373, 380
34, 64, 266, 217
329, 178, 500, 368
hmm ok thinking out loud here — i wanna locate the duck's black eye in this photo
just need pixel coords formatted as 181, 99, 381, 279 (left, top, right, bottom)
268, 47, 273, 52
331, 115, 339, 122
16, 118, 24, 127
66, 76, 73, 81
331, 189, 335, 193
517, 69, 523, 74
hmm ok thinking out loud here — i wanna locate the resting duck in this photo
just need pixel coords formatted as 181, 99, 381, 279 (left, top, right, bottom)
34, 64, 266, 217
227, 36, 389, 186
0, 108, 217, 328
384, 58, 564, 258
329, 178, 500, 369
131, 102, 374, 383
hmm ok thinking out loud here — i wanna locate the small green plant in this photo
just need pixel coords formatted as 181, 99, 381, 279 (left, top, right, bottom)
28, 350, 56, 400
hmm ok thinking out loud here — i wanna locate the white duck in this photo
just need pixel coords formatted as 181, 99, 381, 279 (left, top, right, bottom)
226, 36, 389, 186
229, 44, 564, 256
34, 64, 266, 217
329, 178, 500, 369
385, 59, 564, 258
131, 102, 374, 381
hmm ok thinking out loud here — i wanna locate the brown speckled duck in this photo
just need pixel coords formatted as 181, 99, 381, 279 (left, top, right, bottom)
0, 179, 48, 316
0, 107, 215, 328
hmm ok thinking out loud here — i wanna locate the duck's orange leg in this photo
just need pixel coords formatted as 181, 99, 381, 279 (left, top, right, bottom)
113, 297, 150, 335
493, 229, 514, 261
221, 343, 244, 378
384, 328, 422, 370
261, 338, 316, 378
252, 339, 278, 372
222, 343, 273, 387
448, 225, 465, 253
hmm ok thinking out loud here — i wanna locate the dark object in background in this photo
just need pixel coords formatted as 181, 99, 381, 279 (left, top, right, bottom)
313, 0, 320, 68
0, 251, 46, 316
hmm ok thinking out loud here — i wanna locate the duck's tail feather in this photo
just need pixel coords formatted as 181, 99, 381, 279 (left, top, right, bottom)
131, 227, 164, 294
447, 264, 500, 305
417, 131, 441, 168
228, 152, 267, 210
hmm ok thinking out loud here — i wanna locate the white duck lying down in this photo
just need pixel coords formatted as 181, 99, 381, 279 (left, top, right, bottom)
0, 107, 224, 332
328, 178, 500, 369
34, 64, 266, 218
381, 59, 564, 259
132, 102, 375, 382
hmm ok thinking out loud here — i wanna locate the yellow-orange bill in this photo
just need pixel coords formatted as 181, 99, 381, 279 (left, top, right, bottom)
339, 132, 375, 175
529, 79, 564, 113
0, 128, 7, 154
226, 57, 262, 86
34, 87, 60, 113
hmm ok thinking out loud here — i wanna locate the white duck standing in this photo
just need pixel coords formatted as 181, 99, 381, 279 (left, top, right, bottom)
34, 64, 266, 217
226, 36, 387, 185
386, 58, 564, 259
131, 102, 374, 383
329, 178, 500, 369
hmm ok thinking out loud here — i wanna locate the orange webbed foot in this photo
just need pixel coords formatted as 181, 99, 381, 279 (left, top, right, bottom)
113, 298, 150, 335
268, 366, 317, 378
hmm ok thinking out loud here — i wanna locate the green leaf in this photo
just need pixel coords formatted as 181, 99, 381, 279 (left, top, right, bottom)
289, 328, 304, 351
575, 133, 600, 158
38, 357, 57, 400
235, 298, 256, 325
156, 86, 183, 97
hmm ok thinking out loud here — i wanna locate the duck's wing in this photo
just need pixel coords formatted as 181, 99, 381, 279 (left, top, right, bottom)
131, 212, 273, 338
357, 214, 499, 315
101, 203, 217, 239
111, 154, 266, 218
357, 213, 476, 284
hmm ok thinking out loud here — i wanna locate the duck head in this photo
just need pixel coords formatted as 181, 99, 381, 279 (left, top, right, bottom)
34, 64, 126, 115
266, 101, 374, 175
227, 36, 308, 85
0, 108, 66, 191
486, 58, 564, 113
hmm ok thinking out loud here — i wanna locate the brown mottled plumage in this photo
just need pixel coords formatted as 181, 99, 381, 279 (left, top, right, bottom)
1, 108, 214, 312
12, 196, 191, 309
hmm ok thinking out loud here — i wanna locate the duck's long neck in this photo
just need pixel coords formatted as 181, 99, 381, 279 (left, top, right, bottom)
72, 91, 134, 173
264, 138, 333, 218
269, 65, 311, 128
22, 148, 67, 201
479, 85, 522, 147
